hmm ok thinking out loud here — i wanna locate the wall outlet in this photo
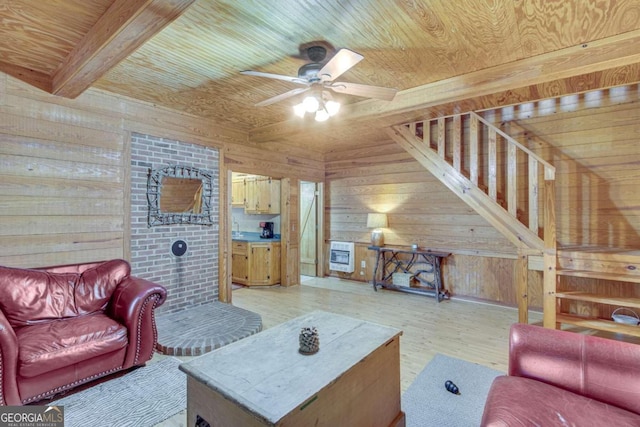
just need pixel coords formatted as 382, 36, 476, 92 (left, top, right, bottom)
360, 260, 366, 268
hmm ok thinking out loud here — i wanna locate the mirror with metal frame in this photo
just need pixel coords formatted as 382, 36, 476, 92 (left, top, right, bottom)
147, 165, 214, 226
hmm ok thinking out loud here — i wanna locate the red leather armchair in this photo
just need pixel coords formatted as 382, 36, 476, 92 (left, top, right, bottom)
0, 259, 166, 405
482, 323, 640, 426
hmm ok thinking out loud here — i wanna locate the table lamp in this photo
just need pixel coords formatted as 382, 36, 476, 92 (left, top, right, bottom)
367, 213, 388, 247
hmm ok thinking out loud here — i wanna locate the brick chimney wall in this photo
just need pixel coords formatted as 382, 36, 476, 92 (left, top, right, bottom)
130, 132, 219, 313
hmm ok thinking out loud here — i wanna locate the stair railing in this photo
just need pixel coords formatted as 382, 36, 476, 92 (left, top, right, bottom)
398, 112, 557, 325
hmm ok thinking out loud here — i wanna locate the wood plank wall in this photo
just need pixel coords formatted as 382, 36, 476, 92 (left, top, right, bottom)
323, 141, 530, 306
503, 86, 640, 313
2, 70, 638, 311
0, 73, 323, 271
0, 75, 127, 267
499, 86, 640, 250
325, 85, 640, 308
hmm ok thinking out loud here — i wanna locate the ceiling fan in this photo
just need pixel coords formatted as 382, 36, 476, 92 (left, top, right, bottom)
240, 45, 398, 108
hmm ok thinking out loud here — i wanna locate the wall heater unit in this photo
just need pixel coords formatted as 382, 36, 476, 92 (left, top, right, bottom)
329, 241, 355, 273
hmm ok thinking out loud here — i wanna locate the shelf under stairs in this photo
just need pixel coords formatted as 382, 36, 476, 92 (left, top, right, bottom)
555, 248, 640, 337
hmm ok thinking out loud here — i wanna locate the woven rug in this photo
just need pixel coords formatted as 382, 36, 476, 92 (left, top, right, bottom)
402, 354, 503, 427
50, 357, 185, 427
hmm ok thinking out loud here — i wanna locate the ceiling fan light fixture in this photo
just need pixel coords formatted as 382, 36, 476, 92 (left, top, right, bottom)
325, 100, 340, 116
293, 103, 306, 118
315, 109, 330, 122
302, 96, 320, 113
292, 90, 341, 121
242, 46, 398, 113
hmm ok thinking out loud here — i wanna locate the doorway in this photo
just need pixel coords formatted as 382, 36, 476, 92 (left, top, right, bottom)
299, 181, 321, 277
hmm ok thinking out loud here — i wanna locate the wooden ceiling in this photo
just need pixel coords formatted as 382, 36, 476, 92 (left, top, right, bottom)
2, 0, 640, 155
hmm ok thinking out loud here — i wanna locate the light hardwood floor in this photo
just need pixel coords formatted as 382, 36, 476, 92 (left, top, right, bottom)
232, 277, 544, 389
156, 277, 543, 426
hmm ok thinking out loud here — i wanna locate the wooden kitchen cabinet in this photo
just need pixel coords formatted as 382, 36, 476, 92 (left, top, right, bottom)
231, 178, 245, 207
244, 176, 280, 214
232, 241, 281, 286
231, 242, 249, 284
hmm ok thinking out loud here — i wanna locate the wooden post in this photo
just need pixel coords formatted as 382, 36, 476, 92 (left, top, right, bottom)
516, 251, 528, 324
488, 128, 497, 201
528, 156, 539, 234
422, 120, 431, 147
542, 176, 557, 328
469, 114, 478, 185
507, 142, 517, 216
437, 117, 445, 158
218, 167, 231, 303
453, 115, 461, 172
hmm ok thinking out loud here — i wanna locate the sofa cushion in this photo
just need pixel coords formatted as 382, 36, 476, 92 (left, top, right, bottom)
16, 313, 128, 378
74, 259, 130, 315
482, 375, 640, 426
0, 266, 78, 328
0, 260, 131, 328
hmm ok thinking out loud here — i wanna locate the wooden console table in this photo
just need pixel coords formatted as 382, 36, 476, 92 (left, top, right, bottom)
369, 246, 450, 302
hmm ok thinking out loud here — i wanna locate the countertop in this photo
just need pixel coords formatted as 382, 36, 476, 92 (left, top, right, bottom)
231, 232, 280, 243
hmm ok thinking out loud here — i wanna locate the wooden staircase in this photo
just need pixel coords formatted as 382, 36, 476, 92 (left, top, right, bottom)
387, 112, 557, 326
389, 112, 640, 337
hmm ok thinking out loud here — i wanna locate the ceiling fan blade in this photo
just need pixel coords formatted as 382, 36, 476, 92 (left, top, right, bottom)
329, 82, 398, 101
254, 87, 310, 107
318, 48, 364, 81
240, 70, 307, 85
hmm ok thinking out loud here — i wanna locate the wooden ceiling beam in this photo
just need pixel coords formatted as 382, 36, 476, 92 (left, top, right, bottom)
250, 29, 640, 143
0, 61, 52, 94
52, 0, 195, 99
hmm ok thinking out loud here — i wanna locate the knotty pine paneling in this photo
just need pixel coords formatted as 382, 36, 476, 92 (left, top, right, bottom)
0, 97, 125, 267
0, 73, 323, 270
325, 141, 515, 257
501, 87, 640, 250
324, 138, 521, 305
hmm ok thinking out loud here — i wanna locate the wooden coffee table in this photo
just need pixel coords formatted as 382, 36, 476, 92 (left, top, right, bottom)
179, 310, 405, 427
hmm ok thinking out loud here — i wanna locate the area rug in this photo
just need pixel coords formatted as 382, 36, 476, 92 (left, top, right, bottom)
49, 357, 185, 427
402, 354, 503, 427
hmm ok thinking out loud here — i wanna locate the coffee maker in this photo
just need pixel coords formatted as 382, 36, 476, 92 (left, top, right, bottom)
260, 221, 274, 239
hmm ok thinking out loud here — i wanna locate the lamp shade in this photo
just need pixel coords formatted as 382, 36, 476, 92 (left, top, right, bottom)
367, 213, 388, 246
366, 213, 388, 229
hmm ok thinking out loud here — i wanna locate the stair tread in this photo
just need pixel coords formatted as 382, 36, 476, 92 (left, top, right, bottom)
559, 247, 640, 257
555, 292, 640, 308
556, 269, 640, 283
557, 313, 640, 338
558, 249, 640, 270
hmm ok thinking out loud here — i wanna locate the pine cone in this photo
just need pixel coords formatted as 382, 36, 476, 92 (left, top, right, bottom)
299, 326, 319, 354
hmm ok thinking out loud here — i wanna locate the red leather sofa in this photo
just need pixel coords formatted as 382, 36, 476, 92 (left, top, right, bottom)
0, 259, 166, 405
482, 323, 640, 426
